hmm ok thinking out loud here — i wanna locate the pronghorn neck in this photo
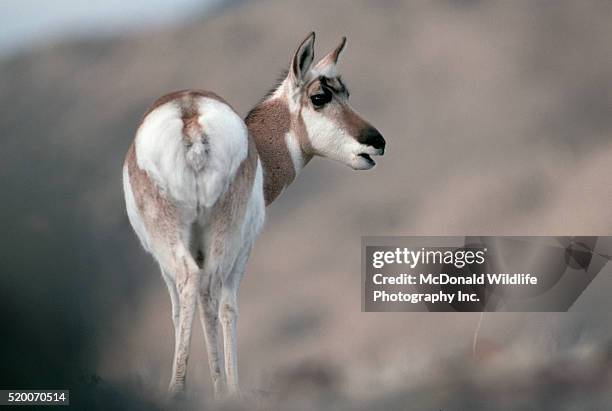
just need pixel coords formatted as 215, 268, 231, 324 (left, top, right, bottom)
245, 85, 312, 206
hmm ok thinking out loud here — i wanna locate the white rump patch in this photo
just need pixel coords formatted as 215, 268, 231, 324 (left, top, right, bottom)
196, 98, 248, 207
135, 97, 248, 209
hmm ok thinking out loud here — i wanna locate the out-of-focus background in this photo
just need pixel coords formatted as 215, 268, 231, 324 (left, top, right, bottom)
1, 1, 612, 410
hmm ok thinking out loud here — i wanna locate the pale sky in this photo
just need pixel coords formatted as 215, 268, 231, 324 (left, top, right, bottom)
0, 0, 223, 55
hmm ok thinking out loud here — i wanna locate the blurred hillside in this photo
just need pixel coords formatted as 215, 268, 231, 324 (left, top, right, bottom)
1, 1, 612, 410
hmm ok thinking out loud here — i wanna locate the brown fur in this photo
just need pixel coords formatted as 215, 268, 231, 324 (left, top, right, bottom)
141, 89, 231, 121
245, 98, 296, 205
340, 105, 370, 138
125, 143, 179, 250
181, 97, 202, 143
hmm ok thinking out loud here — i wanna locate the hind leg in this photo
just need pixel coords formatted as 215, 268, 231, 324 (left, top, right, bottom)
197, 265, 224, 397
162, 247, 201, 397
197, 230, 245, 398
220, 243, 252, 397
161, 267, 179, 342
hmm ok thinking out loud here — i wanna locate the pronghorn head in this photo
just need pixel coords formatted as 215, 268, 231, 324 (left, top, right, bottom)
279, 32, 386, 170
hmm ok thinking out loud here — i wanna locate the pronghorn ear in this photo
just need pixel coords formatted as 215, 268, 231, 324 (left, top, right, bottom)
291, 32, 315, 86
315, 36, 347, 70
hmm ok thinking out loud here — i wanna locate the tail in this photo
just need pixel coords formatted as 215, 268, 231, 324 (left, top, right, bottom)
185, 134, 210, 172
180, 95, 249, 208
184, 126, 225, 208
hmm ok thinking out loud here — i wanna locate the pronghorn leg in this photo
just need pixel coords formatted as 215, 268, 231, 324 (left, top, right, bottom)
197, 266, 224, 397
161, 267, 179, 341
220, 244, 252, 397
167, 251, 201, 397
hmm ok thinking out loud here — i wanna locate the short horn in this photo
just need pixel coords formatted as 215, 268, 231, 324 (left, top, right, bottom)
315, 36, 347, 69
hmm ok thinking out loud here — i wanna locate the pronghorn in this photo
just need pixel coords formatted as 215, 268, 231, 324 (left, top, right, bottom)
122, 32, 385, 399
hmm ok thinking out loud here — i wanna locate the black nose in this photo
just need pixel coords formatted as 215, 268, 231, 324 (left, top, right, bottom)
360, 127, 386, 151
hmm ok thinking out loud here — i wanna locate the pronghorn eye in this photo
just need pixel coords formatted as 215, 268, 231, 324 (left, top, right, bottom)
310, 91, 332, 107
